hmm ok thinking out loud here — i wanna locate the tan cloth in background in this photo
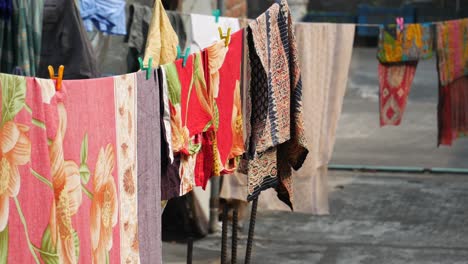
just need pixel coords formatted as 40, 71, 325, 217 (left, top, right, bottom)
143, 0, 179, 65
258, 23, 355, 214
219, 23, 351, 214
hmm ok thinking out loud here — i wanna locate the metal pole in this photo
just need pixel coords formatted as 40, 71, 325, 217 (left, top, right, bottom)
221, 203, 229, 264
232, 207, 239, 264
217, 0, 225, 14
245, 197, 258, 264
187, 237, 193, 264
209, 177, 220, 233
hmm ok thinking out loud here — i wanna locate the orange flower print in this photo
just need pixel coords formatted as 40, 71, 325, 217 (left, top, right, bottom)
229, 81, 245, 159
207, 41, 228, 99
90, 144, 118, 264
48, 103, 83, 263
170, 103, 190, 153
0, 121, 31, 232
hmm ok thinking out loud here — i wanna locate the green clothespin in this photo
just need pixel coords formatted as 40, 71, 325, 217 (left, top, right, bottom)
138, 57, 153, 80
177, 46, 190, 67
212, 9, 221, 23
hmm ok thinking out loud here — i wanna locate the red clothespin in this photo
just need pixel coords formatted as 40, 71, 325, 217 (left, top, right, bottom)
48, 65, 64, 91
218, 27, 231, 47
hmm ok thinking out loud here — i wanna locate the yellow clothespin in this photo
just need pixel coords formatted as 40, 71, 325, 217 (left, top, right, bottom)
48, 65, 64, 91
218, 27, 231, 47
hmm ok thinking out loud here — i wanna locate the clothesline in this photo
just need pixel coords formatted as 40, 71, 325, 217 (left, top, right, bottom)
171, 10, 468, 28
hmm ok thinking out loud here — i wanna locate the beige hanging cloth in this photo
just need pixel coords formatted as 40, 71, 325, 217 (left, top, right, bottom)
143, 0, 179, 66
257, 23, 355, 214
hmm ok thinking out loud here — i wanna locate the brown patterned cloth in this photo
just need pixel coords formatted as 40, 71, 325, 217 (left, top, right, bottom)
244, 0, 308, 208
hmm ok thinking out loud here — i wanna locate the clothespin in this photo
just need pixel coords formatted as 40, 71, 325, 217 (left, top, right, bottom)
177, 46, 190, 67
138, 57, 153, 80
396, 17, 404, 34
48, 65, 64, 91
218, 27, 231, 47
212, 9, 221, 23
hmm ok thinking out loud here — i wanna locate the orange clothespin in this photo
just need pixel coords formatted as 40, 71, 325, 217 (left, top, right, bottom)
218, 27, 231, 47
48, 65, 64, 91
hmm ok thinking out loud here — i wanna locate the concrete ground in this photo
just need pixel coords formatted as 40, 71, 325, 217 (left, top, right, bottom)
333, 48, 468, 169
163, 48, 468, 263
163, 171, 468, 263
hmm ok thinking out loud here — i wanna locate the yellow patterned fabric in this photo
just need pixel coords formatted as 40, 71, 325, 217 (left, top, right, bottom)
143, 0, 178, 66
377, 24, 433, 63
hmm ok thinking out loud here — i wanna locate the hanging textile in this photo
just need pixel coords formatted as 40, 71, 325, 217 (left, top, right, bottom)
137, 70, 162, 264
244, 0, 308, 208
0, 74, 49, 263
143, 0, 179, 66
257, 23, 355, 214
167, 11, 188, 50
190, 13, 240, 51
377, 23, 433, 126
436, 18, 468, 146
158, 67, 181, 201
163, 52, 212, 195
38, 0, 99, 79
0, 72, 144, 263
79, 0, 127, 35
0, 0, 43, 75
219, 28, 250, 202
203, 30, 244, 183
378, 62, 418, 125
0, 0, 12, 20
127, 5, 189, 72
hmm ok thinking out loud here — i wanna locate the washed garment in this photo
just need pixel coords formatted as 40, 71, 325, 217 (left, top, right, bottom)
0, 0, 12, 19
113, 74, 140, 264
190, 13, 240, 51
137, 70, 162, 264
204, 30, 245, 181
244, 0, 309, 208
126, 3, 153, 73
436, 19, 468, 145
158, 67, 181, 201
377, 23, 433, 126
127, 5, 189, 72
167, 11, 188, 51
379, 62, 418, 126
163, 53, 212, 195
0, 73, 140, 263
143, 0, 179, 66
0, 0, 43, 75
219, 28, 250, 202
377, 24, 433, 63
38, 0, 99, 79
0, 74, 51, 263
258, 23, 355, 214
79, 0, 126, 35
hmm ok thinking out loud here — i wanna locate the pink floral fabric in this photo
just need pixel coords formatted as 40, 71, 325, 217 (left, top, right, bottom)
0, 72, 140, 263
